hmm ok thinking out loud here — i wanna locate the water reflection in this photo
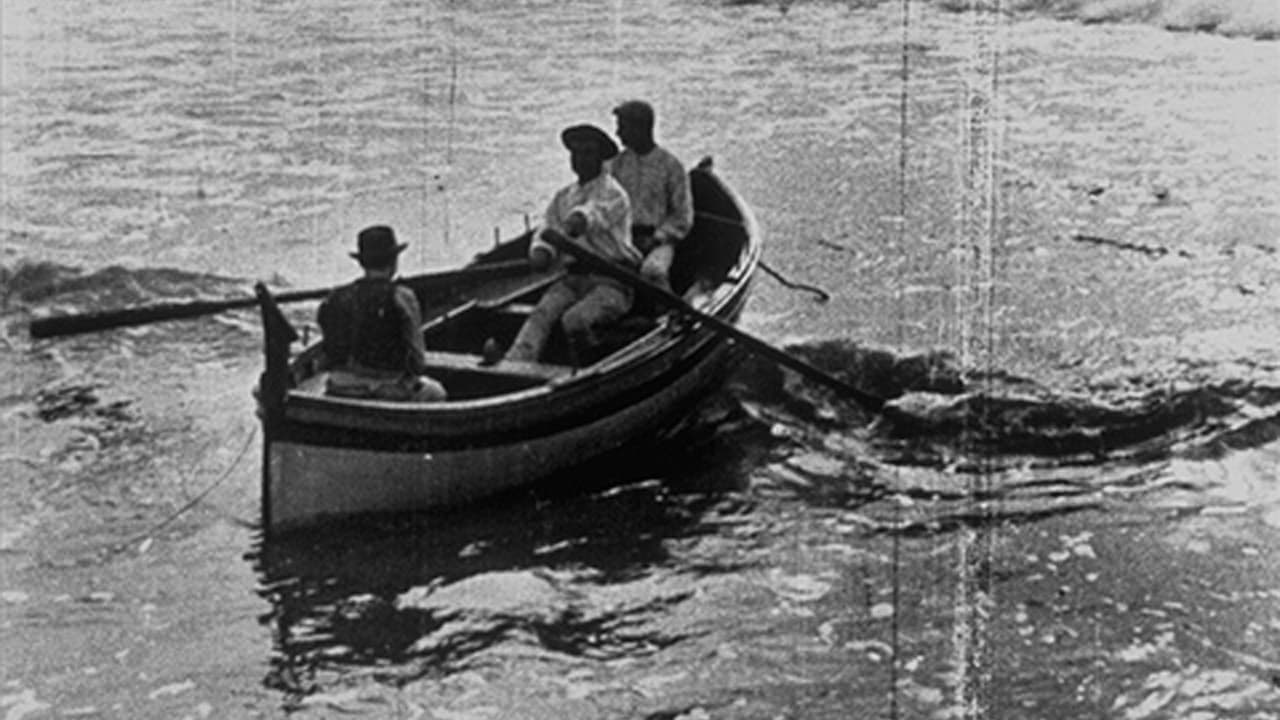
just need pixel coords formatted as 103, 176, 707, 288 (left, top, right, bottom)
248, 396, 774, 698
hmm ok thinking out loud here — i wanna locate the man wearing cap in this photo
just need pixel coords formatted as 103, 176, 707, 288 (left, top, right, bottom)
316, 225, 448, 401
504, 124, 640, 364
610, 100, 693, 293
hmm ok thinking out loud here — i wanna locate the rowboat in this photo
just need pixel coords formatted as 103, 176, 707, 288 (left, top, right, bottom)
254, 160, 762, 533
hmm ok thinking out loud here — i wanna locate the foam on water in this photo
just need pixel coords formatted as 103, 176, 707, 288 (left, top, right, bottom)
784, 0, 1280, 38
729, 339, 1280, 528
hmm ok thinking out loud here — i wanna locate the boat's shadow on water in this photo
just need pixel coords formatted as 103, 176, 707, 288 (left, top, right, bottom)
246, 394, 775, 698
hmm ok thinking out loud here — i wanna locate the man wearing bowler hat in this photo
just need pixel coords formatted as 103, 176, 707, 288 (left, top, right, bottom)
317, 225, 448, 401
502, 123, 641, 364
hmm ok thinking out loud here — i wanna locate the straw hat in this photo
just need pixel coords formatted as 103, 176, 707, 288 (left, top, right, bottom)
560, 124, 619, 160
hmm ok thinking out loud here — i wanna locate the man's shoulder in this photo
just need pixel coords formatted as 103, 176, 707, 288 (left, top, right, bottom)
390, 283, 422, 316
611, 148, 638, 167
318, 280, 360, 328
550, 180, 582, 205
391, 282, 419, 302
322, 280, 359, 305
650, 145, 686, 172
585, 173, 629, 202
602, 172, 628, 193
616, 145, 686, 171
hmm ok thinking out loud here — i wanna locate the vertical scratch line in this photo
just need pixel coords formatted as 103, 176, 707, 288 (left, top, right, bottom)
612, 0, 623, 93
891, 0, 913, 717
418, 5, 433, 267
443, 0, 458, 248
229, 0, 239, 86
954, 0, 1004, 716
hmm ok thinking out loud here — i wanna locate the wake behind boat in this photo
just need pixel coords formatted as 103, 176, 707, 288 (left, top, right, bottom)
255, 161, 761, 533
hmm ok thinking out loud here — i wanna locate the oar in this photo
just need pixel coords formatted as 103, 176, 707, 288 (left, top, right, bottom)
28, 287, 326, 339
28, 259, 531, 339
542, 234, 887, 412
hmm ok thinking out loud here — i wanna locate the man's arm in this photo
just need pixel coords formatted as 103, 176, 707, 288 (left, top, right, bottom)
574, 183, 639, 266
655, 157, 693, 244
570, 185, 629, 243
393, 286, 430, 376
529, 189, 567, 269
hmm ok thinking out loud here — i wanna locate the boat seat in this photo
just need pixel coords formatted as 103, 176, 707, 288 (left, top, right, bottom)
491, 302, 538, 317
422, 350, 572, 382
290, 352, 573, 401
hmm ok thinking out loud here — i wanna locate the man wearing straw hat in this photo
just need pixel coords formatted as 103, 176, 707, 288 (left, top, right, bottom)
501, 123, 640, 364
317, 225, 448, 401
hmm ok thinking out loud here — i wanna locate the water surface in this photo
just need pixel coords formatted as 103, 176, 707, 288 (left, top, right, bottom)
3, 1, 1279, 718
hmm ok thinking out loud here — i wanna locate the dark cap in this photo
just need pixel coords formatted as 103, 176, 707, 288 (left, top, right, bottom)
612, 100, 655, 127
350, 225, 407, 264
560, 124, 619, 160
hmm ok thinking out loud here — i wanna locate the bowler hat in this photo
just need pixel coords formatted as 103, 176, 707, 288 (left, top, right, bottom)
350, 225, 407, 264
560, 124, 619, 160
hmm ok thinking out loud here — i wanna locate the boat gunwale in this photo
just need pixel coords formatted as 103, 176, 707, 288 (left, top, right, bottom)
274, 321, 746, 450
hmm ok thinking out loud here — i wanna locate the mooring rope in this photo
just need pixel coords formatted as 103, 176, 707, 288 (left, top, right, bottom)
758, 259, 831, 302
101, 424, 258, 559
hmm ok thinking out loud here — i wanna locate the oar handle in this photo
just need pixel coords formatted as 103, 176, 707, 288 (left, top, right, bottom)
543, 235, 886, 412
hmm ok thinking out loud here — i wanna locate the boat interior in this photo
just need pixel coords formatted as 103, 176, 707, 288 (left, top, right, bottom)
287, 166, 751, 401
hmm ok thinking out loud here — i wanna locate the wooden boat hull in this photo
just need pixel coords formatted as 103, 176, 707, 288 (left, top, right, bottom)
257, 163, 759, 533
265, 331, 742, 529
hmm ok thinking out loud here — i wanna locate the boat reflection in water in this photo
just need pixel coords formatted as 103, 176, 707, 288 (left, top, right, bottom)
249, 408, 771, 701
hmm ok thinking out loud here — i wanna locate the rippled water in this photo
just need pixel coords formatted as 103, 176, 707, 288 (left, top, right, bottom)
3, 1, 1279, 718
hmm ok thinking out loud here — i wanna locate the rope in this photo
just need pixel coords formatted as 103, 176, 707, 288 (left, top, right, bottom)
102, 425, 258, 558
758, 259, 831, 302
695, 209, 831, 302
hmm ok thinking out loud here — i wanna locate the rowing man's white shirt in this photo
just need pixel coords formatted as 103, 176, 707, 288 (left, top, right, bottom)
532, 172, 641, 267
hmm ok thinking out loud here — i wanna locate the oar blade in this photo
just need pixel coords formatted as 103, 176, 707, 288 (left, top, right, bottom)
28, 298, 259, 339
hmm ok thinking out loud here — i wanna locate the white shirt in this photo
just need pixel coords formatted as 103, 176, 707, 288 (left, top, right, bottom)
610, 144, 693, 244
532, 172, 641, 267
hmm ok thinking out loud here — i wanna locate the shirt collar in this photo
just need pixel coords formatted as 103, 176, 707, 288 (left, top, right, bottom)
577, 172, 609, 190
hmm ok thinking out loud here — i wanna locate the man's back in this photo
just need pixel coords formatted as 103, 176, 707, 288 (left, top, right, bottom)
318, 278, 424, 374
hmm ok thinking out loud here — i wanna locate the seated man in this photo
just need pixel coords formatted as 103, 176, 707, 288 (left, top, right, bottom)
317, 225, 447, 401
610, 100, 693, 293
503, 124, 639, 364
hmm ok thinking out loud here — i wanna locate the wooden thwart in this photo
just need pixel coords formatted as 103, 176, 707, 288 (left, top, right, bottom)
422, 351, 572, 382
